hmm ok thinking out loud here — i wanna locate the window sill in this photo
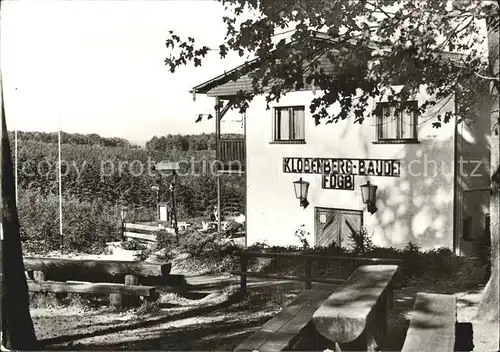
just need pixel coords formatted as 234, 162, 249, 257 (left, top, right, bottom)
270, 140, 306, 145
372, 140, 420, 144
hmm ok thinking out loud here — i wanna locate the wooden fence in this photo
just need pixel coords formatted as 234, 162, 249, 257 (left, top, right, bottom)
231, 251, 403, 293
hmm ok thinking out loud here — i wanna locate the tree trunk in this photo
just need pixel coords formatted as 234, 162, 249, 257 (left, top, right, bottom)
0, 83, 38, 348
477, 15, 499, 324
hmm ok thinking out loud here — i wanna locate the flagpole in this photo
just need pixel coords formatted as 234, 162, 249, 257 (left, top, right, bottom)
14, 127, 17, 205
58, 117, 63, 253
0, 67, 5, 351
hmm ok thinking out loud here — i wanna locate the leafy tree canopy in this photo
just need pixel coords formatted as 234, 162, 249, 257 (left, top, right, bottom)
165, 0, 499, 325
165, 0, 498, 129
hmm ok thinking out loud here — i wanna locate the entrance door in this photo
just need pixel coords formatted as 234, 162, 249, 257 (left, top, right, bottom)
315, 208, 363, 248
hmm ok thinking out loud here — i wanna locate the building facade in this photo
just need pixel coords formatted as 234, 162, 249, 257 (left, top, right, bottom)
192, 58, 490, 257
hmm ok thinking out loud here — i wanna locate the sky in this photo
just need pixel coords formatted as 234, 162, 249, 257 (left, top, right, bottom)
1, 0, 247, 145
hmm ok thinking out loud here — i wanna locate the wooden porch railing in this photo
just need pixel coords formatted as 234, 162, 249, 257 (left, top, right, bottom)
217, 139, 245, 166
231, 251, 403, 293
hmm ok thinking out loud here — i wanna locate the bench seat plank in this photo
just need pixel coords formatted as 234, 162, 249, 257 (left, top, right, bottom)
27, 280, 156, 297
401, 293, 456, 352
312, 265, 398, 344
258, 289, 332, 352
24, 257, 171, 277
234, 289, 332, 352
124, 231, 158, 242
124, 223, 162, 232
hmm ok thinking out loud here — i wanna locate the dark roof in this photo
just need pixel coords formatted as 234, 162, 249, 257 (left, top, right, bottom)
193, 53, 338, 98
190, 58, 259, 97
191, 32, 338, 97
191, 32, 468, 98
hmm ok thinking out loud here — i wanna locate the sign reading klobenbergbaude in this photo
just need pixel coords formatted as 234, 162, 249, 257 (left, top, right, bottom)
283, 157, 400, 190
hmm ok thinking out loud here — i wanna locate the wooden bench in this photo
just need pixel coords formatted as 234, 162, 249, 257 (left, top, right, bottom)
401, 293, 457, 352
27, 280, 157, 308
234, 289, 334, 352
312, 265, 399, 352
24, 257, 172, 279
24, 258, 170, 308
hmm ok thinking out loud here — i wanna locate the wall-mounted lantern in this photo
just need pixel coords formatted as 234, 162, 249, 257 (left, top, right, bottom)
120, 207, 128, 222
293, 177, 310, 209
360, 181, 378, 214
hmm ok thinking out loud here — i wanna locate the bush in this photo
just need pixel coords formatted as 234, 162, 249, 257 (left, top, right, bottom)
294, 225, 311, 250
19, 190, 120, 254
348, 227, 374, 254
18, 191, 61, 253
237, 242, 473, 283
177, 230, 237, 257
122, 239, 147, 251
156, 229, 177, 251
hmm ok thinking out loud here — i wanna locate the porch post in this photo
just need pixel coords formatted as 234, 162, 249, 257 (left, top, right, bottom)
215, 97, 222, 232
0, 72, 4, 347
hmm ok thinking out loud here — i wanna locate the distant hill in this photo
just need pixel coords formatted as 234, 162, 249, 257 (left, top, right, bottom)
145, 132, 244, 152
12, 130, 245, 217
8, 131, 244, 152
8, 131, 131, 148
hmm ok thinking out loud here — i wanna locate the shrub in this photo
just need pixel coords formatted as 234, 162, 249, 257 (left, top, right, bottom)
156, 229, 177, 251
478, 232, 492, 280
122, 239, 147, 251
401, 242, 424, 277
348, 227, 374, 254
308, 242, 346, 256
247, 241, 271, 251
19, 190, 120, 254
177, 230, 238, 258
238, 242, 472, 284
18, 191, 61, 253
420, 247, 463, 277
294, 225, 311, 250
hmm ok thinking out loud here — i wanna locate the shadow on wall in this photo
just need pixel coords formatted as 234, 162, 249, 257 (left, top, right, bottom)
456, 113, 491, 256
374, 138, 455, 250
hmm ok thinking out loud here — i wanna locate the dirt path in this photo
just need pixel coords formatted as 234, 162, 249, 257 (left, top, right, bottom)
33, 285, 287, 350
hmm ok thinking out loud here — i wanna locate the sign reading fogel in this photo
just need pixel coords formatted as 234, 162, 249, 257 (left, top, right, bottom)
283, 157, 400, 177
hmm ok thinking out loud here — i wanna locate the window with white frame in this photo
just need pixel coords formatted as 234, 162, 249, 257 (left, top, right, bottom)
273, 106, 305, 142
376, 101, 418, 142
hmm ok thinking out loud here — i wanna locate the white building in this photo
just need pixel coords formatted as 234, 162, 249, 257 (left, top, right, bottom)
192, 41, 490, 257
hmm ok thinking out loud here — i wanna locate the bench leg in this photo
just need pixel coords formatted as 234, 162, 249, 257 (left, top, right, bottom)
124, 274, 140, 307
109, 293, 123, 309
